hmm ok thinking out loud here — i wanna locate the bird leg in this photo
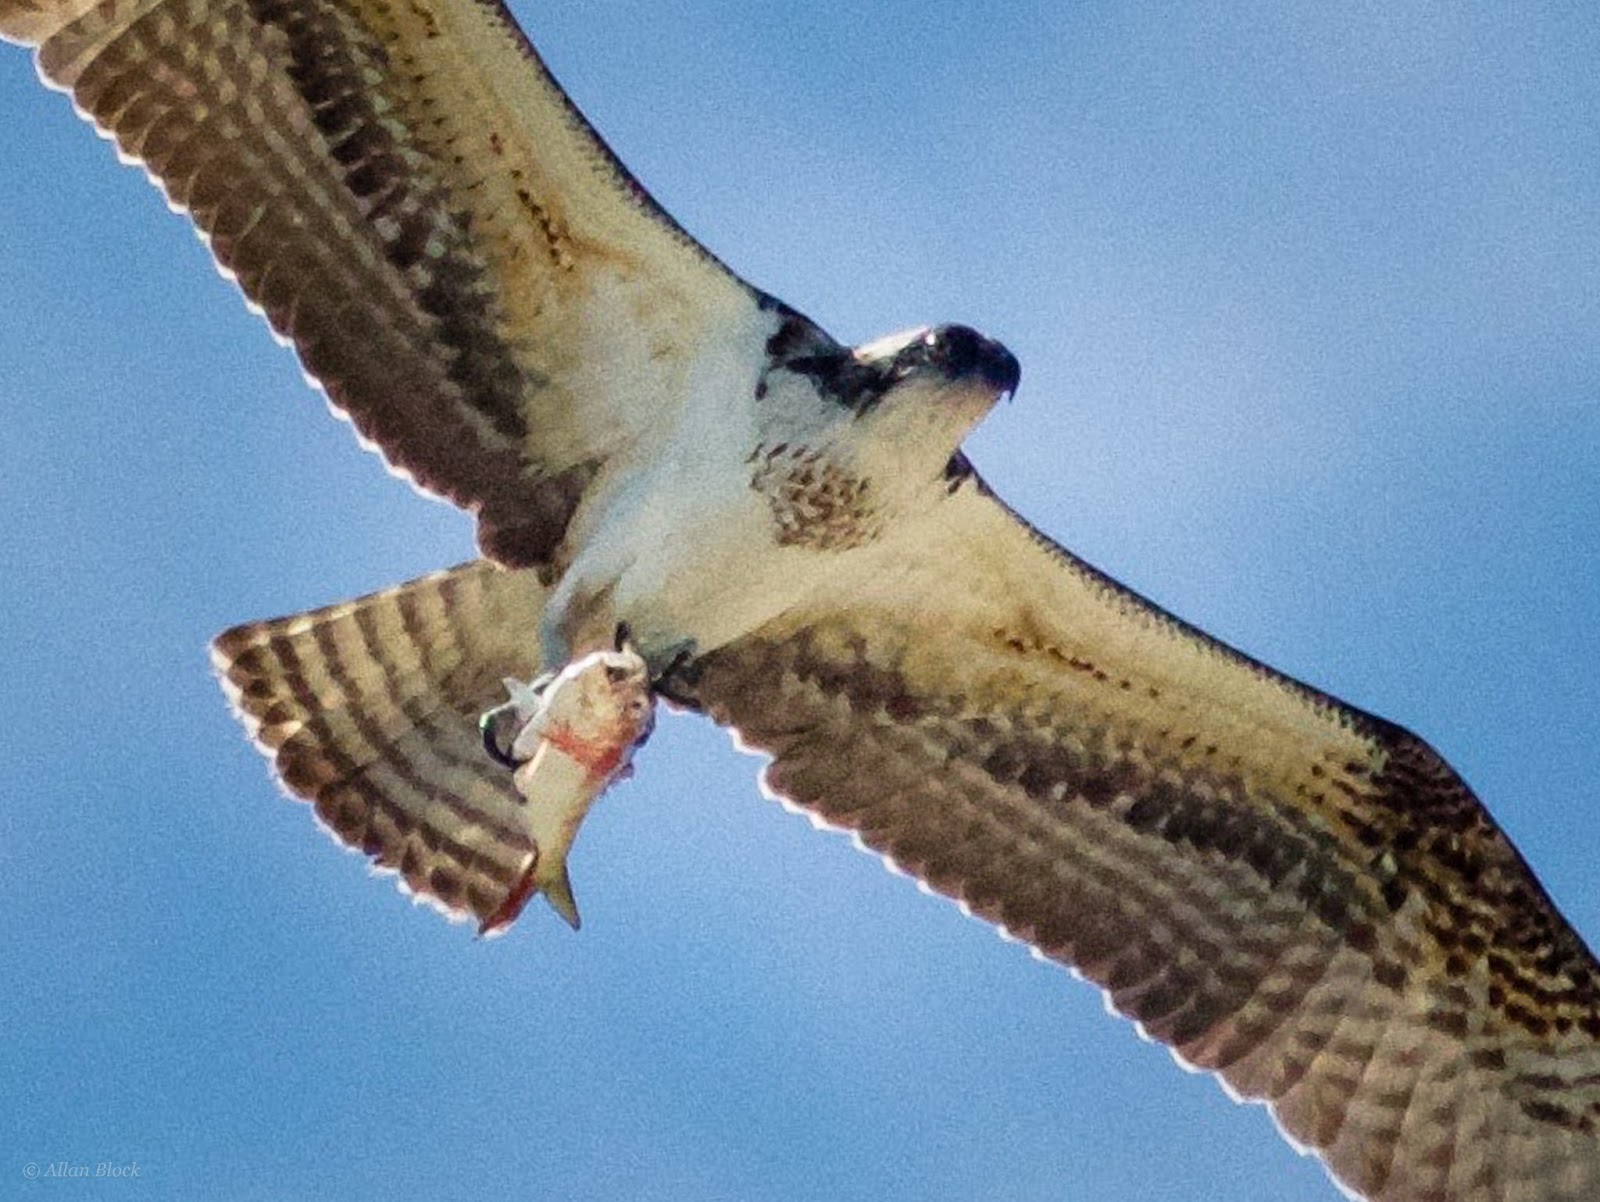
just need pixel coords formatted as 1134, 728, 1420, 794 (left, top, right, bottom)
648, 639, 703, 708
476, 645, 656, 935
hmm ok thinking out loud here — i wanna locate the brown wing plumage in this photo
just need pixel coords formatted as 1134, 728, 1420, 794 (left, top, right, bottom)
0, 0, 766, 566
212, 560, 547, 926
688, 480, 1600, 1202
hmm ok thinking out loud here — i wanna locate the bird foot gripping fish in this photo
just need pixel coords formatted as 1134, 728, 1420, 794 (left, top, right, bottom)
475, 646, 656, 936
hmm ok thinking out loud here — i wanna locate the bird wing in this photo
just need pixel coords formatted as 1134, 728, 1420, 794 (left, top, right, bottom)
688, 471, 1600, 1202
1, 0, 802, 566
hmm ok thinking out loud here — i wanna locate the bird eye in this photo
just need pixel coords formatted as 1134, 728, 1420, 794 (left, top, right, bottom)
478, 705, 523, 769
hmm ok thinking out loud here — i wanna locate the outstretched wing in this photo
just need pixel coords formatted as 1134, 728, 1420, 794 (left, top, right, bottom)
689, 474, 1600, 1202
0, 0, 801, 566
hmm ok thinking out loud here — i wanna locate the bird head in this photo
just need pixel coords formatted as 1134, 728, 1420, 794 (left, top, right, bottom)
843, 323, 1018, 477
766, 320, 1018, 480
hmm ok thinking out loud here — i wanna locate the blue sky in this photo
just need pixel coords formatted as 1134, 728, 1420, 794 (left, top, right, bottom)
2, 2, 1597, 1199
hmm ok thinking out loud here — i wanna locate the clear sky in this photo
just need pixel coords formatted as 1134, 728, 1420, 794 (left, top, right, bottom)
1, 2, 1597, 1199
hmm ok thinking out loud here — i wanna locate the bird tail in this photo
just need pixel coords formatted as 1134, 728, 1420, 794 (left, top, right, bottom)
211, 560, 550, 929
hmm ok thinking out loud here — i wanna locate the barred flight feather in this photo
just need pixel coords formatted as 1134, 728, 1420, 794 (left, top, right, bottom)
0, 0, 769, 567
211, 560, 546, 927
688, 484, 1600, 1202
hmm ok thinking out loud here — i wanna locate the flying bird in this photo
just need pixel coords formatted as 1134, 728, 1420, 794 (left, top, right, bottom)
3, 2, 1597, 1200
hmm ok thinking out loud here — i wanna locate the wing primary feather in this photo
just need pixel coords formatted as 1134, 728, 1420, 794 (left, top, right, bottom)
1, 0, 814, 569
687, 482, 1600, 1202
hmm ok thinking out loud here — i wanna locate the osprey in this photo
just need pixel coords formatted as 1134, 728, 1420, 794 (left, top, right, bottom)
3, 1, 1597, 1199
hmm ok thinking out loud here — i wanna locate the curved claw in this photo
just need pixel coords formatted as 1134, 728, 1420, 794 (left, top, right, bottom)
649, 640, 702, 707
478, 705, 523, 770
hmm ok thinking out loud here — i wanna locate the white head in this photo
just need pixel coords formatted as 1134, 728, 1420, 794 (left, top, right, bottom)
765, 319, 1020, 482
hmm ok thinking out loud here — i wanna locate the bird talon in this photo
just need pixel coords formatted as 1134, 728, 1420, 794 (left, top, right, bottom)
478, 704, 524, 769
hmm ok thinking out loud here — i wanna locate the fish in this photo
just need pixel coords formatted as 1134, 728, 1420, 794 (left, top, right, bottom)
476, 647, 655, 935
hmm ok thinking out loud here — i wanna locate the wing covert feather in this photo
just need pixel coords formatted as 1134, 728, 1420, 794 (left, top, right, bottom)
691, 481, 1600, 1202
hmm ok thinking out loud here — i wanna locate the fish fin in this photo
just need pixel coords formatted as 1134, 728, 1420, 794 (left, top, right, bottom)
544, 863, 582, 931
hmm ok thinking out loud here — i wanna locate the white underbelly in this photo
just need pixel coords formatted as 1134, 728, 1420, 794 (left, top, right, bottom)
627, 487, 825, 654
543, 443, 833, 664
